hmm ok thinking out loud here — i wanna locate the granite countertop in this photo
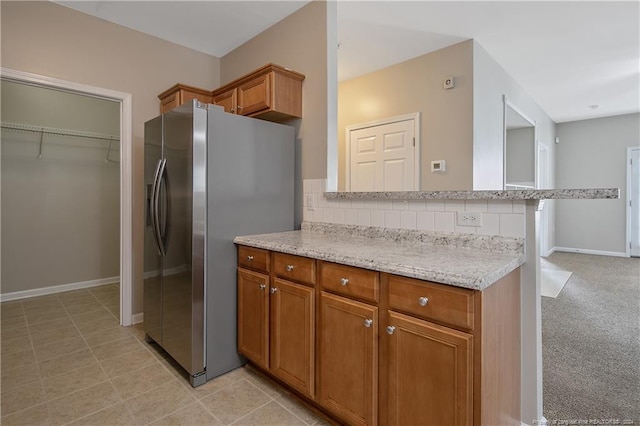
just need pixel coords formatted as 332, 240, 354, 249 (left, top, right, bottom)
324, 188, 619, 200
234, 223, 525, 291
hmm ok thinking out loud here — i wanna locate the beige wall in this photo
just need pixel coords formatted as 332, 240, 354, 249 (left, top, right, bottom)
1, 1, 220, 313
337, 40, 474, 191
220, 0, 330, 225
2, 81, 121, 293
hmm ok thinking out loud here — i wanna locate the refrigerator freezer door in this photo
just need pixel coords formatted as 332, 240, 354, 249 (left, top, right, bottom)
161, 104, 206, 379
144, 116, 163, 344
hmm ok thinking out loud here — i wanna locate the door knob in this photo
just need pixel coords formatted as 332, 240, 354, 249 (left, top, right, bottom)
340, 278, 349, 286
286, 264, 295, 272
247, 255, 254, 261
386, 325, 396, 335
259, 284, 266, 290
418, 297, 429, 306
364, 319, 373, 328
270, 287, 278, 294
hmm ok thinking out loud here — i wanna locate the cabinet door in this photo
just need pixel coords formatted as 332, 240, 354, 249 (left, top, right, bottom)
160, 91, 180, 114
237, 268, 269, 369
238, 73, 272, 116
270, 279, 315, 398
386, 311, 473, 426
212, 88, 238, 114
319, 292, 378, 426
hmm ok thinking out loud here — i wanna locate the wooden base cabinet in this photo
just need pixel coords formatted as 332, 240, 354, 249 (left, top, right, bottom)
319, 292, 378, 426
386, 311, 473, 425
237, 249, 316, 399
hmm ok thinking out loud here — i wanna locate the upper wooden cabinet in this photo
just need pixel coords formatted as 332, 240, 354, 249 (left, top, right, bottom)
158, 84, 213, 114
212, 64, 305, 122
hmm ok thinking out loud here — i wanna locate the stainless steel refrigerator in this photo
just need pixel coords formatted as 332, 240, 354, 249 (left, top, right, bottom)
144, 100, 294, 386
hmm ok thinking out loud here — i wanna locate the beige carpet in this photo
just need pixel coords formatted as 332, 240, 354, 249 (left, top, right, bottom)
541, 268, 572, 298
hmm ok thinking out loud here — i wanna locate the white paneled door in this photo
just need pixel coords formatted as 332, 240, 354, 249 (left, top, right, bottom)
630, 147, 640, 257
348, 116, 418, 192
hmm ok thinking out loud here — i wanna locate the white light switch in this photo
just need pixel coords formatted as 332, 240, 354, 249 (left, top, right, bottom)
306, 194, 316, 211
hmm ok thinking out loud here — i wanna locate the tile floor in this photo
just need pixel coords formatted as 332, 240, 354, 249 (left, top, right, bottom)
1, 285, 329, 425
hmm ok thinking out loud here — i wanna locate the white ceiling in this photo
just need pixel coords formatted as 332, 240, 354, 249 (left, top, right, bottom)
56, 1, 639, 124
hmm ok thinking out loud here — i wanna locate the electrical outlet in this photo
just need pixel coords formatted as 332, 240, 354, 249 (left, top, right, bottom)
457, 211, 482, 227
306, 194, 316, 211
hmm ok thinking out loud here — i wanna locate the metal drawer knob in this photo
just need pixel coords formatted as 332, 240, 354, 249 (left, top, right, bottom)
286, 264, 295, 272
259, 284, 266, 290
418, 296, 429, 307
386, 325, 396, 335
364, 319, 373, 328
247, 255, 254, 261
270, 287, 278, 294
340, 278, 349, 286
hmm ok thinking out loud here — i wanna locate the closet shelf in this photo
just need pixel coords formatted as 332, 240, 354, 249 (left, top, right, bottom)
1, 122, 119, 142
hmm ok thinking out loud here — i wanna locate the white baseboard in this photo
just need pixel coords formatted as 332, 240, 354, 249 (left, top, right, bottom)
553, 246, 629, 258
131, 312, 144, 325
0, 276, 120, 302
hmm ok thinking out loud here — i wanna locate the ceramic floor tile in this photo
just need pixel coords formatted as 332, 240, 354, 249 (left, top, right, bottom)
65, 301, 108, 316
47, 381, 121, 425
99, 348, 157, 379
28, 317, 74, 335
1, 315, 27, 330
56, 289, 92, 302
67, 402, 134, 426
1, 348, 37, 373
1, 304, 24, 320
71, 307, 118, 325
30, 326, 80, 348
184, 367, 249, 399
1, 336, 32, 355
275, 396, 322, 425
75, 315, 119, 335
33, 336, 88, 363
91, 336, 143, 361
233, 400, 306, 426
1, 382, 46, 416
245, 368, 286, 399
24, 306, 68, 325
0, 403, 51, 426
201, 379, 272, 425
111, 363, 174, 399
84, 326, 133, 347
151, 402, 222, 425
125, 379, 196, 425
21, 295, 61, 311
42, 364, 108, 401
38, 348, 98, 378
1, 365, 42, 392
1, 325, 28, 342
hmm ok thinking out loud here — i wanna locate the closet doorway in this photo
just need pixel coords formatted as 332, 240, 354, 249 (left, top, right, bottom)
0, 69, 133, 325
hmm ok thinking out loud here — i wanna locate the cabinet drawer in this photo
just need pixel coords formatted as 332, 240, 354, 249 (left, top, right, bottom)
320, 262, 379, 304
273, 253, 315, 286
238, 246, 270, 273
386, 274, 475, 330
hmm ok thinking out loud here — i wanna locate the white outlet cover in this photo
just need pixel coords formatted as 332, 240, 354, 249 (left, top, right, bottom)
457, 211, 483, 227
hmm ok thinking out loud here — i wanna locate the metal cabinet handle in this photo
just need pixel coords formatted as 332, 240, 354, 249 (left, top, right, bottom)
418, 296, 429, 307
247, 255, 254, 261
259, 284, 266, 290
286, 265, 295, 272
231, 109, 236, 113
237, 105, 242, 110
364, 319, 373, 328
270, 287, 278, 294
386, 325, 396, 335
340, 278, 349, 286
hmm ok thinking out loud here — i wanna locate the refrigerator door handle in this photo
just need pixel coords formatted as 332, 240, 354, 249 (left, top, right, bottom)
153, 158, 167, 257
159, 159, 171, 254
150, 158, 163, 255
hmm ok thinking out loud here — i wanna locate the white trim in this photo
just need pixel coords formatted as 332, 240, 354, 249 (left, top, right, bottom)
554, 246, 629, 258
345, 112, 421, 191
1, 67, 134, 326
0, 276, 120, 302
132, 313, 144, 325
543, 246, 556, 257
626, 146, 640, 257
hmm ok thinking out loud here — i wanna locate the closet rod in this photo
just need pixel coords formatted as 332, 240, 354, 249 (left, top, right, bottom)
1, 122, 119, 142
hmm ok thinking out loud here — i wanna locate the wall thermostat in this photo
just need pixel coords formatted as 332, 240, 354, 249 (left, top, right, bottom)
431, 160, 446, 172
443, 77, 455, 89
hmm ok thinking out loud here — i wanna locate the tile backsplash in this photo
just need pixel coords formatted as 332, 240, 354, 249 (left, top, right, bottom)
303, 179, 525, 238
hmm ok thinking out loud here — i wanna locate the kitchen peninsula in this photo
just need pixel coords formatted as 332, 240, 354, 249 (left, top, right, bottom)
235, 187, 618, 425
